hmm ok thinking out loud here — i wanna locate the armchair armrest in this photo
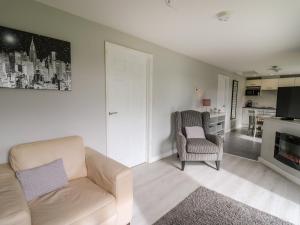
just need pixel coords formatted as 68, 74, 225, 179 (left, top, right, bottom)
0, 164, 31, 225
206, 134, 223, 148
206, 134, 223, 160
176, 132, 187, 160
85, 147, 133, 225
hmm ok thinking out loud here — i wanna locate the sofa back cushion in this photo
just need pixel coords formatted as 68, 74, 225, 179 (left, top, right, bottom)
181, 110, 203, 128
9, 136, 87, 180
180, 110, 203, 135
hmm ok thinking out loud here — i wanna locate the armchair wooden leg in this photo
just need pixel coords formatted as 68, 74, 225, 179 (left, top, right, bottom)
215, 161, 221, 170
177, 153, 179, 158
181, 161, 185, 171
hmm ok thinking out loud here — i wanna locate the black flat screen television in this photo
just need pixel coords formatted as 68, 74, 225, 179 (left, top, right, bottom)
276, 86, 300, 120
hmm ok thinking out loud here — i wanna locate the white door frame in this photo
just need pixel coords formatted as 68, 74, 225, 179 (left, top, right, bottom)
105, 41, 153, 164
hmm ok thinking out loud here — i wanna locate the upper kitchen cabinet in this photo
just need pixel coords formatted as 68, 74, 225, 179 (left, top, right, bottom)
261, 78, 278, 90
295, 77, 300, 86
246, 79, 262, 87
278, 77, 295, 87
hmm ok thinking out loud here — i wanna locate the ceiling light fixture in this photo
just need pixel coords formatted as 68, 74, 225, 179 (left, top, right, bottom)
216, 11, 231, 22
4, 33, 16, 44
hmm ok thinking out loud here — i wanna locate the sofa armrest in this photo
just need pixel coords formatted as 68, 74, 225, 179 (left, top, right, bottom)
0, 164, 31, 225
176, 132, 187, 160
85, 147, 133, 225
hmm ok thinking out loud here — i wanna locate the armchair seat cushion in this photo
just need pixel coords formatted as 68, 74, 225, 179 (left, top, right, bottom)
29, 177, 116, 225
186, 138, 219, 154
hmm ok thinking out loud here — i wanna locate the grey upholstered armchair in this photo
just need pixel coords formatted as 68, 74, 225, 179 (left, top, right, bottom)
175, 110, 223, 171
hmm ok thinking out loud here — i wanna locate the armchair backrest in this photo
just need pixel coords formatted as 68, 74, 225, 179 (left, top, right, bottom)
175, 110, 210, 136
9, 136, 87, 181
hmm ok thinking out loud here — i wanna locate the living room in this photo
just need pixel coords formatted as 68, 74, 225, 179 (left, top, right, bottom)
0, 1, 300, 225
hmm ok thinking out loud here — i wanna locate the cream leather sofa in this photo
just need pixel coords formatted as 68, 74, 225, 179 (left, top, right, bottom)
0, 136, 133, 225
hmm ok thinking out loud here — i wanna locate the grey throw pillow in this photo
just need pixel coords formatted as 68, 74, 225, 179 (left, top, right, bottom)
16, 159, 68, 201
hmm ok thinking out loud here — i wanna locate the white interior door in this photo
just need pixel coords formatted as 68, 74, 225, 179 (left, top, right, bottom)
105, 42, 149, 167
217, 74, 231, 132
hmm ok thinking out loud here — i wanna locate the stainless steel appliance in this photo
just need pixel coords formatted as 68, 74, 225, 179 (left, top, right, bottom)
245, 86, 260, 96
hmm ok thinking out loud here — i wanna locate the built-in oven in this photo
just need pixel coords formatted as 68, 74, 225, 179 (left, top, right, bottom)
245, 86, 261, 96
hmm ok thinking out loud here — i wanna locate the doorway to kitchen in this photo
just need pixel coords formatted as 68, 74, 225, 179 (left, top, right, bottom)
222, 80, 275, 160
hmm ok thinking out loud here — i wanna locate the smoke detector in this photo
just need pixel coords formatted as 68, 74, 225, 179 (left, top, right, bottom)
165, 0, 174, 8
216, 11, 231, 22
269, 65, 281, 72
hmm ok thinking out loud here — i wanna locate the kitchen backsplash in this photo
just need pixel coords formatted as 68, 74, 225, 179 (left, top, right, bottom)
244, 90, 277, 108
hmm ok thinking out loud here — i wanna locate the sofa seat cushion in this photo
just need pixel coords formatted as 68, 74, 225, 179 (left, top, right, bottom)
186, 138, 219, 154
29, 177, 116, 225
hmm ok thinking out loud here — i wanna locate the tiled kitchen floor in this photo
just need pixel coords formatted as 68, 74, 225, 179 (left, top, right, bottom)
224, 128, 261, 160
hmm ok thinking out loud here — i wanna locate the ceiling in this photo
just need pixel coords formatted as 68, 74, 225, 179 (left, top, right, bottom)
36, 0, 300, 77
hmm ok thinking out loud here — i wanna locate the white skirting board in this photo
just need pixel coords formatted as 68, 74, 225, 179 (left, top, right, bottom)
258, 157, 300, 186
149, 150, 176, 163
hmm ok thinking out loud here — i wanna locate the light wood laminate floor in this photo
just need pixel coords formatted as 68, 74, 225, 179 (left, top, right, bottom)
132, 154, 300, 225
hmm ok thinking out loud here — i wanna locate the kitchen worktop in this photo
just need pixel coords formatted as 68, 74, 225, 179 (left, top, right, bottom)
242, 106, 276, 110
242, 107, 276, 127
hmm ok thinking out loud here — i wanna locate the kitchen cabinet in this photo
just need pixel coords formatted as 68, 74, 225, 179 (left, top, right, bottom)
295, 77, 300, 86
278, 78, 295, 87
246, 77, 300, 90
256, 109, 265, 115
261, 79, 278, 90
263, 109, 276, 116
246, 79, 262, 87
242, 108, 250, 127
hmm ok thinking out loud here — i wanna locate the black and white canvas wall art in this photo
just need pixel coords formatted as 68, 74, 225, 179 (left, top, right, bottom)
0, 26, 71, 91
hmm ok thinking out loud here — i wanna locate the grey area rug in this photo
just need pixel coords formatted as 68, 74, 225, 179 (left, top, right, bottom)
154, 186, 292, 225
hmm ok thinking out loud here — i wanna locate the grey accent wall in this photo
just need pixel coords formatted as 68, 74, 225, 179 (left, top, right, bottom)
0, 0, 245, 163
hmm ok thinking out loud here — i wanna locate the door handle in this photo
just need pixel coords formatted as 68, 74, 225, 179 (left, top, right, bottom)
109, 112, 118, 116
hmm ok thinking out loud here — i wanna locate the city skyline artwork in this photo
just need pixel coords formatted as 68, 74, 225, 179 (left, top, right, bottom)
0, 26, 71, 91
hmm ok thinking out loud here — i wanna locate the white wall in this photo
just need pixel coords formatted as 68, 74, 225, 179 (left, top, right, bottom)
0, 0, 245, 163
